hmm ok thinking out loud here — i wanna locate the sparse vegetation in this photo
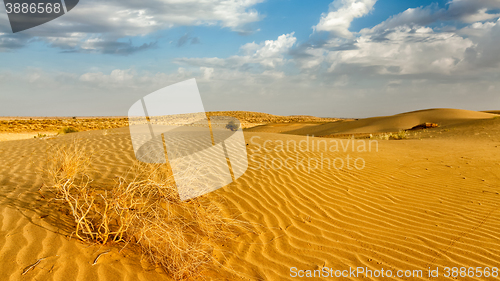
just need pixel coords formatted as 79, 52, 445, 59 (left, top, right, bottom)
370, 130, 409, 140
41, 140, 247, 279
59, 127, 79, 134
391, 130, 408, 140
0, 112, 342, 134
225, 120, 239, 131
0, 118, 129, 133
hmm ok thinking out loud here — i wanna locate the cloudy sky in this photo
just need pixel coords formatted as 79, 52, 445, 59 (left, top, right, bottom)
0, 0, 499, 118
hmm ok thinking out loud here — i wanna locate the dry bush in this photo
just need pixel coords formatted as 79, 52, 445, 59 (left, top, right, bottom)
42, 140, 246, 279
58, 127, 79, 134
391, 130, 408, 140
369, 130, 408, 140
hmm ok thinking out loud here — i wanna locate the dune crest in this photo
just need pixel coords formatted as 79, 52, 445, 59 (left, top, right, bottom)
247, 108, 497, 136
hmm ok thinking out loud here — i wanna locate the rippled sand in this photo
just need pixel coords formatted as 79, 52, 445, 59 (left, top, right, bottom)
0, 109, 499, 280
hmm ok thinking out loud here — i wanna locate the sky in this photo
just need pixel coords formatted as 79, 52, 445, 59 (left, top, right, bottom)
0, 0, 500, 118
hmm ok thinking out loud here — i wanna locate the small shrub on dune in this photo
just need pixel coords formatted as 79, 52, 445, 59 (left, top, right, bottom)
390, 130, 408, 140
59, 127, 79, 134
370, 130, 408, 140
42, 141, 246, 279
225, 120, 239, 131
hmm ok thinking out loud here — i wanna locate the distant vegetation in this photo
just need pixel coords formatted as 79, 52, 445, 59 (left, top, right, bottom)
0, 111, 342, 134
58, 127, 79, 134
0, 118, 129, 133
225, 120, 239, 131
370, 130, 409, 140
391, 130, 408, 140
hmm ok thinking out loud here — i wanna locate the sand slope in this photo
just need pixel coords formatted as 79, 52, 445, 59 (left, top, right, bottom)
0, 131, 171, 281
0, 111, 499, 280
221, 128, 500, 280
247, 109, 497, 136
482, 111, 500, 115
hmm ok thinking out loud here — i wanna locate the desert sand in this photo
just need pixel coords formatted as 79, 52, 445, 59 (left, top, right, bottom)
0, 108, 499, 280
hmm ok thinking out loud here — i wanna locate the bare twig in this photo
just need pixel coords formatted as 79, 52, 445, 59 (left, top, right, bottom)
22, 258, 46, 275
92, 250, 111, 265
21, 254, 59, 276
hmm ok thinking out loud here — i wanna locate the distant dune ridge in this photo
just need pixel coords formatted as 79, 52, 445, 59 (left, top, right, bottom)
0, 109, 495, 134
482, 110, 500, 115
0, 108, 499, 280
247, 108, 498, 136
4, 108, 492, 137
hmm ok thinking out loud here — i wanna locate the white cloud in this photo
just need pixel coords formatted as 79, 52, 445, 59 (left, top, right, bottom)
77, 68, 195, 90
460, 8, 500, 23
294, 47, 327, 70
60, 0, 264, 36
448, 0, 500, 23
326, 26, 474, 75
365, 0, 500, 33
80, 69, 134, 84
176, 33, 296, 69
201, 67, 214, 80
458, 20, 497, 38
252, 33, 297, 67
461, 18, 500, 69
0, 0, 265, 53
302, 0, 500, 77
364, 5, 440, 33
314, 0, 377, 38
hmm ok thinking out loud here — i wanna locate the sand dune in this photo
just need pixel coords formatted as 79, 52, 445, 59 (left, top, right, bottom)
482, 111, 500, 115
0, 110, 499, 280
221, 123, 500, 280
0, 130, 173, 281
247, 108, 497, 136
0, 132, 56, 142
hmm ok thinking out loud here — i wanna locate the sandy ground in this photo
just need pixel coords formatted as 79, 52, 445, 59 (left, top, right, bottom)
0, 132, 57, 142
0, 109, 499, 280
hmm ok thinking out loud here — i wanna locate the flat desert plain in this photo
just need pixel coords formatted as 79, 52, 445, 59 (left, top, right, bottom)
0, 108, 499, 280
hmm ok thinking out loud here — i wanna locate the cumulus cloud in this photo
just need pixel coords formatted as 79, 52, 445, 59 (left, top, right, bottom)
462, 18, 500, 69
366, 4, 441, 32
53, 0, 264, 35
326, 26, 474, 75
447, 0, 500, 23
367, 0, 500, 33
176, 33, 297, 70
0, 0, 264, 53
314, 0, 377, 38
458, 20, 498, 38
297, 0, 500, 78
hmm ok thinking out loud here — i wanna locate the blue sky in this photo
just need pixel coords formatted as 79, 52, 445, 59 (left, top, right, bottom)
0, 0, 500, 117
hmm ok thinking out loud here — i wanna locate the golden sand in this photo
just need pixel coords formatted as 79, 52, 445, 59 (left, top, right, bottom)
0, 109, 499, 280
